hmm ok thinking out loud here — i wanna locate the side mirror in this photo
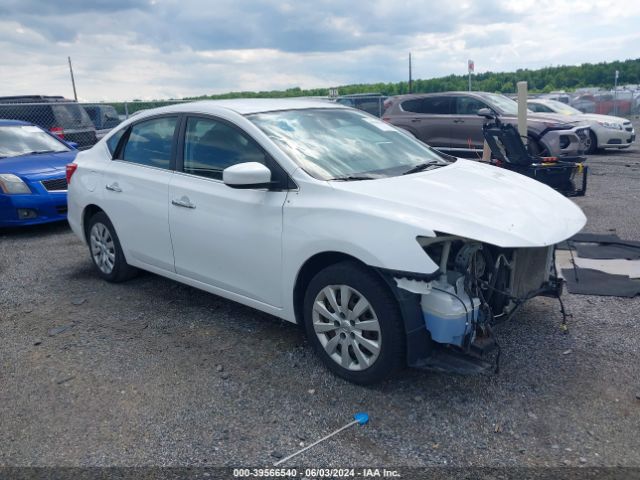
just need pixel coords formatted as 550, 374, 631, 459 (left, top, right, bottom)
223, 162, 272, 189
66, 141, 79, 149
477, 108, 495, 119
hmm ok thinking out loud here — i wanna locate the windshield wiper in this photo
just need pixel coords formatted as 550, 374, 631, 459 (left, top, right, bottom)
330, 175, 377, 181
402, 162, 443, 175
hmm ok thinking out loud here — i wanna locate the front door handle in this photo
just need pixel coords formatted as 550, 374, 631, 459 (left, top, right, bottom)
411, 118, 421, 123
453, 119, 465, 124
171, 196, 196, 209
105, 182, 122, 192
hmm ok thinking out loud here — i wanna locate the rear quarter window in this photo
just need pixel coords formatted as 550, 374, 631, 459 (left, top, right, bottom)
52, 104, 94, 129
0, 104, 55, 128
106, 127, 126, 156
401, 99, 423, 113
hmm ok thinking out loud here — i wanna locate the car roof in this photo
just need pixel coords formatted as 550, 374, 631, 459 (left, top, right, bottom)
390, 91, 497, 100
0, 95, 69, 103
134, 98, 348, 117
0, 119, 32, 127
338, 93, 385, 98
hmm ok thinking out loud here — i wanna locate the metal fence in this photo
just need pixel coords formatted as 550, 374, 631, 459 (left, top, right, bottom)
0, 98, 196, 149
0, 90, 638, 151
514, 89, 640, 116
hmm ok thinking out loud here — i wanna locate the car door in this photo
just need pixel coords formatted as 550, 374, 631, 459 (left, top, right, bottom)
168, 115, 288, 307
450, 95, 490, 152
399, 96, 455, 149
102, 115, 179, 272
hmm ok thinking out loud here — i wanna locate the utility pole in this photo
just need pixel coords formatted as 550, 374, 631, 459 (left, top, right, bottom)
68, 56, 78, 101
409, 53, 413, 94
468, 59, 474, 91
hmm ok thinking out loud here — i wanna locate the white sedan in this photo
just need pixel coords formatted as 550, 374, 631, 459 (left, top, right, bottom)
528, 99, 635, 153
66, 99, 585, 384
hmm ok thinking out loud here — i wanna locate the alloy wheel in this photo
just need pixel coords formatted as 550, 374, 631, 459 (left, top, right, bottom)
90, 222, 116, 274
312, 285, 381, 371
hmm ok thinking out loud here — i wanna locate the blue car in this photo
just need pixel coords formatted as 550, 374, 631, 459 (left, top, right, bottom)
0, 120, 78, 227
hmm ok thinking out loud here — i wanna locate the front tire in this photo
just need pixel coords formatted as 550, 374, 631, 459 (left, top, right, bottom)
86, 211, 138, 282
303, 261, 405, 384
585, 130, 598, 154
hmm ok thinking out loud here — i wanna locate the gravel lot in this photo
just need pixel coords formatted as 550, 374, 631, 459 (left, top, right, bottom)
1, 124, 639, 469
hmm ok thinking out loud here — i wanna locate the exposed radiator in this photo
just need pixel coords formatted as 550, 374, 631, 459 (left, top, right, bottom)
511, 246, 553, 298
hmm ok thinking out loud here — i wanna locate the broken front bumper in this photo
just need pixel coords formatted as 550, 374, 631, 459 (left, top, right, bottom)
381, 243, 563, 373
540, 126, 590, 157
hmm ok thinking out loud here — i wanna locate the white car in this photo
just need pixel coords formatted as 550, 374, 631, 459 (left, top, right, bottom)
528, 99, 635, 153
66, 99, 586, 384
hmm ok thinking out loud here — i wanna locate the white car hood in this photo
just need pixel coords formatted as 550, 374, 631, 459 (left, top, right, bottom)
330, 159, 586, 248
577, 113, 629, 124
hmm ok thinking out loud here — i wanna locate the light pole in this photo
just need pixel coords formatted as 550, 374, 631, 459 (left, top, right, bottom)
468, 59, 474, 91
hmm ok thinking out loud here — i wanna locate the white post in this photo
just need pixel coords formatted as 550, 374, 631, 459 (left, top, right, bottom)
517, 81, 528, 146
614, 70, 619, 116
482, 140, 491, 160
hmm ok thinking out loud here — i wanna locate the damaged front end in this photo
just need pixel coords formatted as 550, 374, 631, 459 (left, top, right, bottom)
392, 235, 562, 373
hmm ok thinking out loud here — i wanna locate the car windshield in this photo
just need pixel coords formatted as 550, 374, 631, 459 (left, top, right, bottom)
477, 92, 522, 116
0, 125, 69, 158
248, 108, 449, 180
543, 100, 583, 115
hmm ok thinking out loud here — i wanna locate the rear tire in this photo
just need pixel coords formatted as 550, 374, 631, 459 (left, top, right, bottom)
303, 261, 405, 385
86, 211, 138, 283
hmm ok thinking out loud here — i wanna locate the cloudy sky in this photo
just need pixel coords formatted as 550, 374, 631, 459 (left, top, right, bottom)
0, 0, 638, 101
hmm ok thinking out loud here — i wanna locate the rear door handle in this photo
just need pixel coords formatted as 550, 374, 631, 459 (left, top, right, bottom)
411, 118, 421, 123
453, 119, 465, 124
172, 196, 196, 209
105, 182, 122, 192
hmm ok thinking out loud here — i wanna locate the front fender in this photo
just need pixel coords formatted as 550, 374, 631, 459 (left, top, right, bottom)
283, 202, 439, 276
280, 186, 439, 322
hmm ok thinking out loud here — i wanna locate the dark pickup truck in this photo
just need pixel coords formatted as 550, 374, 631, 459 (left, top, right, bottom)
83, 104, 122, 140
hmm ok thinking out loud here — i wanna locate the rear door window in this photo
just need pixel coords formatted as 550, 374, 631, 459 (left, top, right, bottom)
421, 97, 454, 114
455, 96, 489, 115
119, 116, 178, 169
402, 97, 453, 114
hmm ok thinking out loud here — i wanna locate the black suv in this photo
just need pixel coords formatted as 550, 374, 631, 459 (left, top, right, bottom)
0, 95, 97, 149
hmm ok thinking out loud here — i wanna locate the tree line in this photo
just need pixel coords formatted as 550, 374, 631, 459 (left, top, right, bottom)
192, 58, 640, 98
111, 58, 640, 114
